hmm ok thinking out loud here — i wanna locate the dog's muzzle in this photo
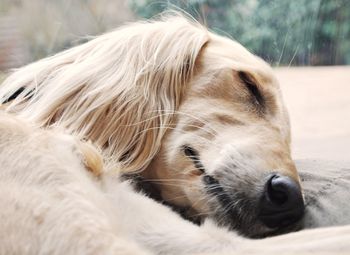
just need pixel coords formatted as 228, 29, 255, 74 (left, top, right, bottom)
258, 174, 305, 229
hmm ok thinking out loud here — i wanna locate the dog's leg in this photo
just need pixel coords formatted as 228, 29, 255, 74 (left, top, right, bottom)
104, 177, 350, 254
103, 178, 243, 255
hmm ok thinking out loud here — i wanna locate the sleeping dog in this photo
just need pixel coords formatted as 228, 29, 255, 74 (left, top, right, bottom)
0, 14, 303, 237
1, 112, 350, 254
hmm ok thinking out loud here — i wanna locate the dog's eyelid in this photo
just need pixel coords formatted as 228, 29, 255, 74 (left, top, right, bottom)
182, 145, 205, 173
183, 145, 197, 158
238, 71, 265, 108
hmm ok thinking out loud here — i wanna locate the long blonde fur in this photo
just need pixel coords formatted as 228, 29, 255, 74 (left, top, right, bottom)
0, 14, 303, 237
0, 15, 208, 172
2, 14, 350, 251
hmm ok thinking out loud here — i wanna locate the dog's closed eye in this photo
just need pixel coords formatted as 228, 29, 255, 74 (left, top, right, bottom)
182, 145, 205, 173
238, 71, 265, 109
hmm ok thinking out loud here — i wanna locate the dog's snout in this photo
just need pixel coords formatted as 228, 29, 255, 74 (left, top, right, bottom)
259, 174, 304, 229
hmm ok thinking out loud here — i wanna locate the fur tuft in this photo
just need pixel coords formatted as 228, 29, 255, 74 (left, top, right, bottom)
0, 15, 209, 172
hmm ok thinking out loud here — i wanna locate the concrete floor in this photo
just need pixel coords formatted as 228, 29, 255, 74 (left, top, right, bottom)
274, 66, 350, 161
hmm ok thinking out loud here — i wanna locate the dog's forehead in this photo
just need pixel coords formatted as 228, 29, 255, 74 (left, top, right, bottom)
189, 33, 290, 128
199, 33, 277, 88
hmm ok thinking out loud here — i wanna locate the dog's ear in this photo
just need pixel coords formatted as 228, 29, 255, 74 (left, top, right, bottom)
112, 17, 209, 172
0, 15, 209, 173
76, 140, 103, 177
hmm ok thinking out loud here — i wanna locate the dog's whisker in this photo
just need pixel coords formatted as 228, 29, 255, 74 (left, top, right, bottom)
147, 109, 217, 133
141, 178, 193, 183
134, 126, 217, 149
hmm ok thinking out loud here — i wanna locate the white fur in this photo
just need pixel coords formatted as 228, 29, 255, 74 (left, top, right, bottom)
0, 14, 299, 232
1, 14, 350, 254
0, 112, 241, 255
1, 113, 350, 255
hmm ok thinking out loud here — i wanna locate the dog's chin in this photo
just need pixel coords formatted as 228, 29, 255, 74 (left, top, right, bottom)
125, 175, 303, 238
178, 203, 303, 239
214, 214, 303, 239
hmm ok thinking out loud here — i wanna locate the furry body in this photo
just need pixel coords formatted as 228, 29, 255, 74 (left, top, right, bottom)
1, 113, 350, 254
0, 112, 242, 255
0, 14, 302, 236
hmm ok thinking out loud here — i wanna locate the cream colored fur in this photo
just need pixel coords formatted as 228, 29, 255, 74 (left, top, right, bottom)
0, 14, 301, 235
1, 113, 350, 255
0, 111, 242, 254
0, 15, 208, 173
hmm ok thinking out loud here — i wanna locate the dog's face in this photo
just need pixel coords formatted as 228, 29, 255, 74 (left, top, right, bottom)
146, 34, 304, 237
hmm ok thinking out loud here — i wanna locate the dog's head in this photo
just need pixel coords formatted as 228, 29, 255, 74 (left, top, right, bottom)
142, 22, 304, 237
0, 14, 303, 237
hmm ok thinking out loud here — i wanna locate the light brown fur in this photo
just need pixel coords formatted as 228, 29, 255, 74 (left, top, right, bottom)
0, 111, 349, 254
0, 14, 299, 236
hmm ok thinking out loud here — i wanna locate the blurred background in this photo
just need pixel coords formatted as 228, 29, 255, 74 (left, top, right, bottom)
0, 0, 349, 161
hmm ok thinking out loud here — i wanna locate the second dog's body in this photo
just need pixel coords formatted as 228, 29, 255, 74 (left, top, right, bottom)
0, 112, 242, 255
1, 113, 350, 255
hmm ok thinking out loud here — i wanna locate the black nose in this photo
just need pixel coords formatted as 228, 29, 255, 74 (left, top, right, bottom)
259, 174, 304, 228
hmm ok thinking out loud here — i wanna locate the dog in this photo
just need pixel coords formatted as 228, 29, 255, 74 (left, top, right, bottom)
1, 111, 350, 254
0, 14, 303, 237
0, 111, 242, 254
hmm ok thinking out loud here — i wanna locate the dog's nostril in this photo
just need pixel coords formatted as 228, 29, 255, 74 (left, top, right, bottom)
259, 174, 304, 229
267, 175, 289, 205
